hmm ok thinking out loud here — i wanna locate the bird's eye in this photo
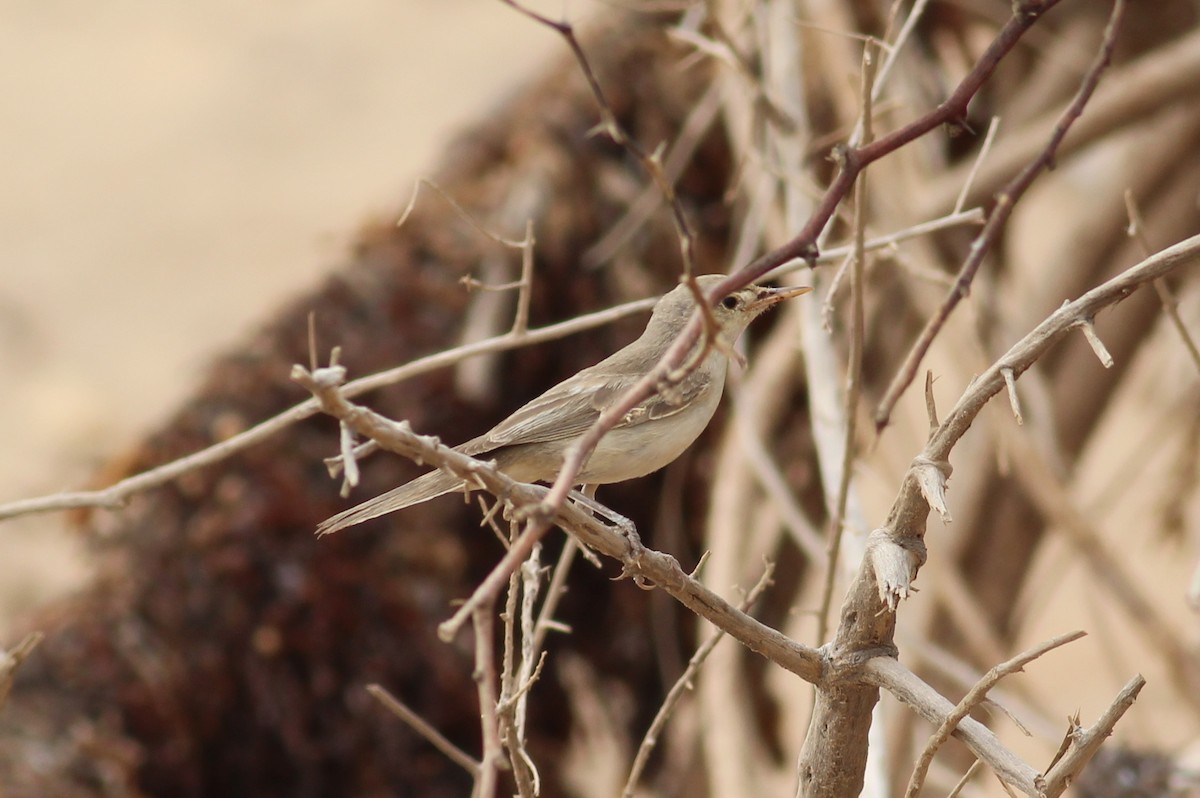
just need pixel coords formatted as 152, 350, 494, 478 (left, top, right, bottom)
721, 295, 740, 310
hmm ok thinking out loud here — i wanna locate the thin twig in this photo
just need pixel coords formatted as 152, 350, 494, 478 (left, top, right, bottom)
472, 606, 504, 798
904, 630, 1086, 798
874, 0, 1127, 431
954, 116, 1001, 215
947, 760, 984, 798
623, 562, 776, 798
291, 360, 826, 681
512, 219, 536, 336
440, 519, 554, 643
865, 656, 1042, 794
583, 81, 723, 268
872, 0, 932, 99
0, 296, 657, 524
1041, 675, 1146, 795
366, 684, 481, 777
538, 0, 1072, 527
399, 178, 527, 247
1123, 189, 1200, 373
496, 0, 698, 280
531, 537, 579, 656
818, 39, 877, 645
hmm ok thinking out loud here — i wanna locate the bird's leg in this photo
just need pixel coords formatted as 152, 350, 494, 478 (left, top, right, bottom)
569, 485, 643, 554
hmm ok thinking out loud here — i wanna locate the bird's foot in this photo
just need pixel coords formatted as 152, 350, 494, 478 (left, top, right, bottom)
567, 489, 644, 554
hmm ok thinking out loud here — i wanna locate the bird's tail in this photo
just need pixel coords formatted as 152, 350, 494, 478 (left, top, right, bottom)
316, 468, 465, 536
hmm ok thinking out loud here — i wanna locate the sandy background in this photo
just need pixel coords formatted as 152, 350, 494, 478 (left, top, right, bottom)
0, 1, 581, 636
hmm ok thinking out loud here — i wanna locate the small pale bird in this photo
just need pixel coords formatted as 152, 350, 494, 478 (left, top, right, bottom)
317, 274, 810, 535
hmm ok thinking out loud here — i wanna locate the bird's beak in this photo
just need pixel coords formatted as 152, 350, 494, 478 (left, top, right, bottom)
747, 283, 813, 313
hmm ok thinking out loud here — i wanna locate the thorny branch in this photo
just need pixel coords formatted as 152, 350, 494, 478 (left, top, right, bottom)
530, 0, 1073, 527
873, 0, 1127, 430
296, 3, 1174, 796
799, 7, 1130, 792
0, 210, 979, 526
835, 233, 1200, 796
291, 360, 826, 683
5, 3, 1190, 796
622, 562, 776, 798
904, 630, 1086, 798
0, 297, 657, 523
295, 226, 1198, 796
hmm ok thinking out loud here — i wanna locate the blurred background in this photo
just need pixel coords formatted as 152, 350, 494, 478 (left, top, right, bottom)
2, 3, 1199, 795
0, 1, 578, 634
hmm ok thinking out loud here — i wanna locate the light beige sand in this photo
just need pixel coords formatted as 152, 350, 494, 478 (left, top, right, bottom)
0, 2, 577, 635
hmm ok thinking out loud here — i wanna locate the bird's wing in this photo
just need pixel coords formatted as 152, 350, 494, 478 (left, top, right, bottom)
461, 370, 706, 455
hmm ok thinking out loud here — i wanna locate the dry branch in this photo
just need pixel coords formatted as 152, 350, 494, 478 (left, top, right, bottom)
292, 361, 826, 683
2, 5, 1198, 797
873, 0, 1126, 429
904, 630, 1086, 797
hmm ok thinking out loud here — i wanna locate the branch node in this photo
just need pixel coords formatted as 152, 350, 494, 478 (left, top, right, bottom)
867, 529, 927, 611
924, 370, 939, 433
1075, 317, 1115, 368
337, 423, 361, 495
912, 455, 953, 523
1000, 367, 1024, 425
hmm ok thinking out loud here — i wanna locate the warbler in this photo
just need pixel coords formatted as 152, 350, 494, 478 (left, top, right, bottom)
318, 274, 810, 535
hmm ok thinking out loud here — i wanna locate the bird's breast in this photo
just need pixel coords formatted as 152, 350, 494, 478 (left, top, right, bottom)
576, 375, 724, 484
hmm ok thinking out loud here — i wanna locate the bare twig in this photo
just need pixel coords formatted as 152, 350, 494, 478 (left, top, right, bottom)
512, 219, 536, 337
290, 361, 826, 682
530, 537, 579, 656
0, 632, 43, 709
872, 0, 931, 99
817, 39, 878, 644
798, 227, 1200, 796
439, 520, 553, 643
1041, 675, 1146, 794
874, 0, 1126, 431
527, 0, 1072, 527
472, 606, 504, 798
954, 116, 1001, 215
865, 656, 1043, 795
946, 760, 984, 798
904, 630, 1086, 798
583, 81, 723, 268
496, 0, 698, 281
780, 209, 986, 278
1123, 190, 1200, 373
366, 684, 481, 777
398, 178, 527, 247
622, 562, 775, 797
0, 296, 657, 525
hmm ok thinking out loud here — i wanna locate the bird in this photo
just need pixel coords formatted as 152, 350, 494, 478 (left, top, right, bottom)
317, 274, 810, 535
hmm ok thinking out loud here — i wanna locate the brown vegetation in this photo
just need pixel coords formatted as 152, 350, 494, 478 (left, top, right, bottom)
2, 2, 1199, 796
